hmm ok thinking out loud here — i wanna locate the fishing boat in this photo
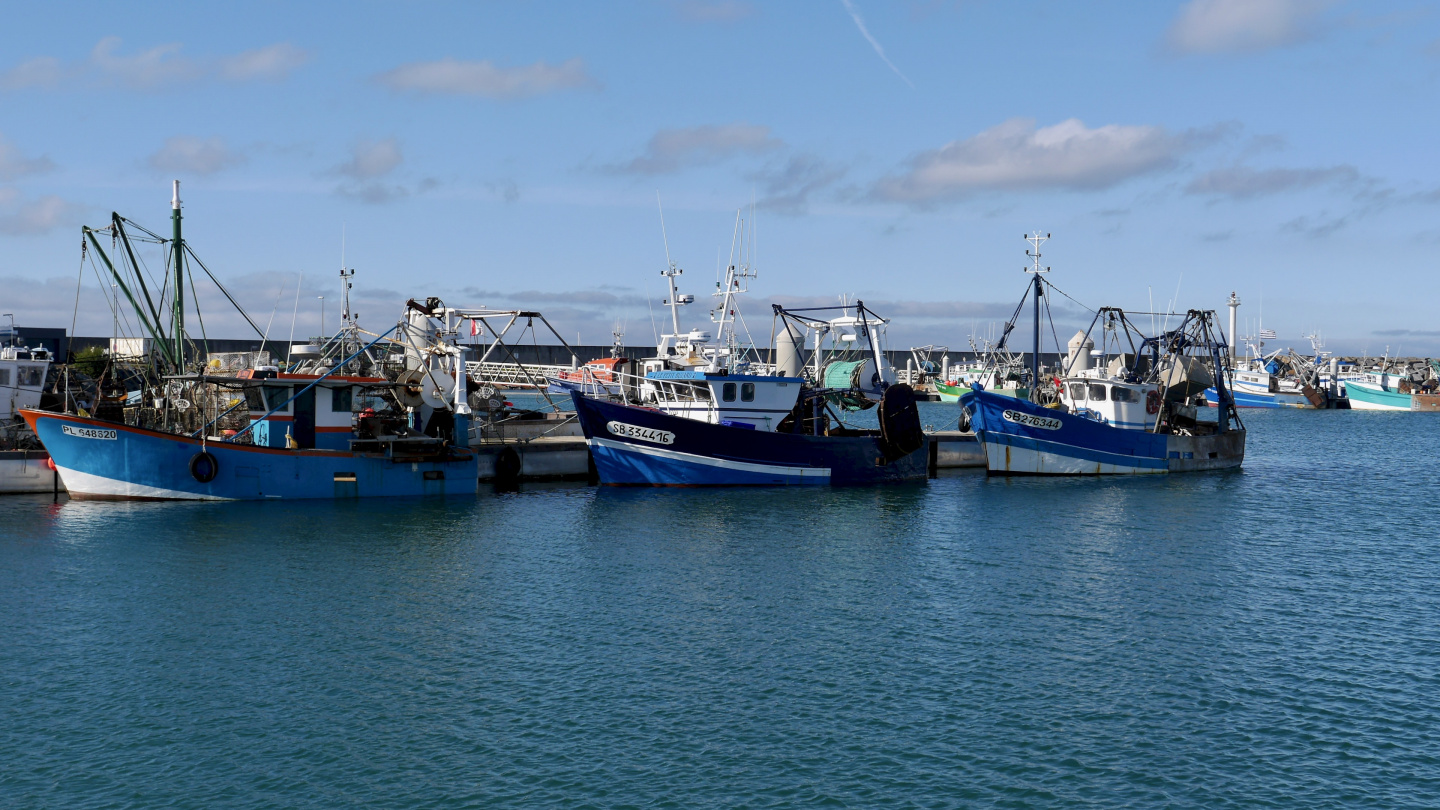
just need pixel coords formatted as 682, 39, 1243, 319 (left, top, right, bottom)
1345, 362, 1440, 411
961, 233, 1245, 476
571, 239, 928, 486
25, 183, 477, 500
0, 335, 60, 494
935, 373, 1027, 403
545, 328, 632, 397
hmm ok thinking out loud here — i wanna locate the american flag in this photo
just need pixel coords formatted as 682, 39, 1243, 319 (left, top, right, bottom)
1258, 328, 1277, 340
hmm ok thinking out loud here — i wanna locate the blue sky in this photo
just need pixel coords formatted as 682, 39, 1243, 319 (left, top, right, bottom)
2, 0, 1438, 356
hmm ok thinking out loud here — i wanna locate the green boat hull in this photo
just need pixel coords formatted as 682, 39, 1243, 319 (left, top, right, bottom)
1346, 380, 1412, 411
934, 381, 1029, 403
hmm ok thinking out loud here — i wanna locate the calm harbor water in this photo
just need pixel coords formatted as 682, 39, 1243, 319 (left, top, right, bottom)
3, 408, 1439, 807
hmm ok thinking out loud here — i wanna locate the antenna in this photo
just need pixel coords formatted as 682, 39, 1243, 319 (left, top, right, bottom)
656, 192, 687, 341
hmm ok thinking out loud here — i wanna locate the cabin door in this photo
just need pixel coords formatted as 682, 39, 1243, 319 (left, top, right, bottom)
293, 388, 317, 449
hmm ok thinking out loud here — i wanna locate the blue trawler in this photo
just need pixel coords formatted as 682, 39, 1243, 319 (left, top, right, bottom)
960, 233, 1245, 476
571, 282, 929, 486
28, 183, 477, 500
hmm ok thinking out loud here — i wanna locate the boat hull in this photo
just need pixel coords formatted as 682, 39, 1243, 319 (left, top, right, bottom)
962, 390, 1244, 476
23, 409, 477, 501
1344, 381, 1414, 411
934, 380, 1027, 403
1203, 386, 1310, 409
571, 392, 928, 487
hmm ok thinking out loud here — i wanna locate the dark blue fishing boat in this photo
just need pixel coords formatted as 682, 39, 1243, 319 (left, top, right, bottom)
960, 233, 1245, 476
571, 301, 929, 486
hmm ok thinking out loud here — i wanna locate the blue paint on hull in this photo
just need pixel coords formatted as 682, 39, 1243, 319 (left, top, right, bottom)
962, 390, 1166, 475
1203, 387, 1307, 409
571, 392, 928, 487
26, 410, 477, 501
962, 390, 1244, 475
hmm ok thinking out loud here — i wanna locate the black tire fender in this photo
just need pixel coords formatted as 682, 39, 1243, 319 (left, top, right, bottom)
189, 450, 219, 483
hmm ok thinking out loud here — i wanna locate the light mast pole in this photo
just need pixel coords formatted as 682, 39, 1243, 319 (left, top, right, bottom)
1226, 291, 1241, 367
1024, 232, 1050, 403
171, 180, 184, 372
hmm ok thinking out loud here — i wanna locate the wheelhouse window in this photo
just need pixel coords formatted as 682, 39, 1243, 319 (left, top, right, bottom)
741, 382, 755, 402
722, 382, 737, 402
1087, 383, 1107, 401
331, 385, 354, 413
17, 366, 42, 387
262, 385, 291, 412
0, 369, 9, 387
1110, 385, 1137, 403
1068, 383, 1086, 400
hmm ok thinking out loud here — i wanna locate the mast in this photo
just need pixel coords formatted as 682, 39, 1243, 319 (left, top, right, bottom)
171, 180, 184, 372
1024, 232, 1049, 402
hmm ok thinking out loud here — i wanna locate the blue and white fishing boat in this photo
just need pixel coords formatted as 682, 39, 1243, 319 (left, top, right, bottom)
27, 183, 477, 500
572, 273, 928, 485
961, 233, 1245, 476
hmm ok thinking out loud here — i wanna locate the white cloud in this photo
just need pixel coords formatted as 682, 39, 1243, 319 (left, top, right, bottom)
1186, 165, 1359, 198
147, 136, 246, 175
0, 56, 66, 90
1166, 0, 1334, 55
90, 36, 202, 88
610, 123, 782, 174
334, 139, 403, 179
0, 135, 55, 180
0, 188, 82, 235
872, 118, 1205, 203
218, 43, 310, 81
0, 38, 309, 91
374, 58, 599, 99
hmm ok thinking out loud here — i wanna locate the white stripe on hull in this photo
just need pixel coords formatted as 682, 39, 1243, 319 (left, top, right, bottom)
588, 437, 831, 478
981, 438, 1166, 476
56, 465, 232, 501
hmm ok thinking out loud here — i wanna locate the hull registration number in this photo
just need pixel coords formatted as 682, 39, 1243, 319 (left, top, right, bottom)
61, 424, 118, 440
607, 421, 675, 445
1002, 409, 1062, 431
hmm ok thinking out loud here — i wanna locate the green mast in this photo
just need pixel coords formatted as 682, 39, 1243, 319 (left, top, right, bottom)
171, 180, 184, 372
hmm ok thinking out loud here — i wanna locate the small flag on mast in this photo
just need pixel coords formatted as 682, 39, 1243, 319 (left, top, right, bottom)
470, 319, 482, 337
1258, 328, 1277, 340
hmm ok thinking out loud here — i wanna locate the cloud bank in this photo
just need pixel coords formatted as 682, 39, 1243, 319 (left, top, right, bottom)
374, 58, 599, 99
872, 118, 1209, 203
0, 37, 310, 90
1165, 0, 1334, 55
147, 136, 246, 175
610, 123, 782, 174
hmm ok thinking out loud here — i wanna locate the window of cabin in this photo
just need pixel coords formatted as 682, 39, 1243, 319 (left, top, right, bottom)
1087, 383, 1107, 401
331, 385, 354, 413
244, 387, 265, 410
262, 385, 291, 412
1068, 383, 1085, 400
722, 382, 736, 402
18, 366, 42, 386
1110, 386, 1136, 403
0, 368, 10, 387
741, 382, 755, 402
